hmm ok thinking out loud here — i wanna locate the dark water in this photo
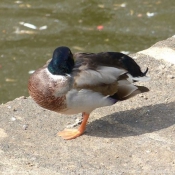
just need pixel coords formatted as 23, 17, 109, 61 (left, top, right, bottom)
0, 0, 175, 103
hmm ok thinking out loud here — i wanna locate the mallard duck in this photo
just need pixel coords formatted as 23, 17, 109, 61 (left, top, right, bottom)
28, 46, 150, 140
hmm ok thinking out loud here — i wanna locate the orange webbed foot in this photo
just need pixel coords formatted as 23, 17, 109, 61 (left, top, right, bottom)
58, 112, 90, 140
58, 129, 83, 140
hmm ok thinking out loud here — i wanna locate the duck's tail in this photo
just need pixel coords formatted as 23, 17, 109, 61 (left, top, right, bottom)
126, 68, 150, 82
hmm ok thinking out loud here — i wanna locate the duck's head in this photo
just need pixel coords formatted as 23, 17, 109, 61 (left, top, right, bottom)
48, 46, 74, 75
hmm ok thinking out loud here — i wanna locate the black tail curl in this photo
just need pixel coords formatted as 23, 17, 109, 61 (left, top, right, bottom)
143, 67, 148, 76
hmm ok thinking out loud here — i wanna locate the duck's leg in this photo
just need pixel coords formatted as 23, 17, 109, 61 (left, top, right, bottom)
58, 112, 89, 140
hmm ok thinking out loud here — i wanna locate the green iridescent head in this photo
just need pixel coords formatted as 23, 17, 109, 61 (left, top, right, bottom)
48, 46, 74, 75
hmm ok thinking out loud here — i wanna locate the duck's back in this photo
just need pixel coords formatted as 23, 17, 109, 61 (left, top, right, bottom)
73, 52, 147, 78
72, 51, 149, 100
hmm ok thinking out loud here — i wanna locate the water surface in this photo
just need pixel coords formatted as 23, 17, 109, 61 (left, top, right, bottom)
0, 0, 175, 103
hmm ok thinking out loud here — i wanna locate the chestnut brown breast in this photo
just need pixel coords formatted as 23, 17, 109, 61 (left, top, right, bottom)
28, 68, 67, 112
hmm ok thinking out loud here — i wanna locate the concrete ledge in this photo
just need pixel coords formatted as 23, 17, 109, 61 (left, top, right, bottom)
139, 36, 175, 64
0, 36, 175, 174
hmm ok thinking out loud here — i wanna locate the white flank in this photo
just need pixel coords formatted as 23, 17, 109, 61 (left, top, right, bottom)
64, 89, 114, 114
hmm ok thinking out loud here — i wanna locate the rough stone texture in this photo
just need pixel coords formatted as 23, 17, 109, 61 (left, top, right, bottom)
139, 35, 175, 64
0, 36, 175, 175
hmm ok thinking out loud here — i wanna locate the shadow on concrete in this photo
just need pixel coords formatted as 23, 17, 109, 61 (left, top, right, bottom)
86, 102, 175, 138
